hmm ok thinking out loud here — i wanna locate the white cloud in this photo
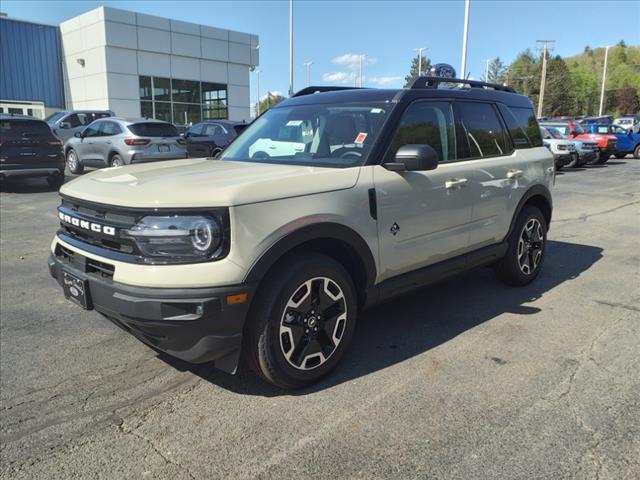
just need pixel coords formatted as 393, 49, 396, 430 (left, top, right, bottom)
368, 76, 403, 86
322, 71, 357, 84
332, 54, 377, 70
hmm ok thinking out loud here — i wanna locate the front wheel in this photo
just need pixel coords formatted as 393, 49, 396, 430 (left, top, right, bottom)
634, 145, 640, 159
243, 253, 357, 389
66, 149, 84, 174
596, 151, 610, 164
495, 206, 547, 286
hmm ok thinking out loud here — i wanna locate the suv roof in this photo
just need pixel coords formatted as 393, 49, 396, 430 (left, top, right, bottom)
0, 113, 41, 120
280, 77, 532, 109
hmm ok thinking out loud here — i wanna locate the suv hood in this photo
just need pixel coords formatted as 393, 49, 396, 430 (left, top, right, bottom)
60, 159, 361, 208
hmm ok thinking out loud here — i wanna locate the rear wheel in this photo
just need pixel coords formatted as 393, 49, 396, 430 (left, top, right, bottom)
110, 154, 125, 167
243, 253, 357, 389
634, 145, 640, 159
495, 206, 547, 286
46, 174, 64, 189
66, 149, 83, 174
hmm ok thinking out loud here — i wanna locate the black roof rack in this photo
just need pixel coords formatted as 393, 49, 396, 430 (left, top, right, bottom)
292, 86, 365, 98
407, 76, 516, 93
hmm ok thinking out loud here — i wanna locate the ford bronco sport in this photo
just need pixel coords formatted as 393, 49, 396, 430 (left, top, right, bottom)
48, 77, 554, 389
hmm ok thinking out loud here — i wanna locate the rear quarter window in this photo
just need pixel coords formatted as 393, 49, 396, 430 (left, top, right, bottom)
0, 119, 52, 139
128, 122, 179, 137
511, 107, 543, 147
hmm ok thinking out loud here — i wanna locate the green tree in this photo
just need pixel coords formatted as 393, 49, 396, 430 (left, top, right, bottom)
507, 49, 540, 103
616, 85, 640, 115
255, 92, 285, 116
404, 53, 432, 87
543, 55, 573, 116
485, 57, 508, 84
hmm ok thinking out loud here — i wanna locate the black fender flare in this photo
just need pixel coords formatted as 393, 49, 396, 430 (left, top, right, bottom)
244, 222, 377, 289
504, 184, 553, 240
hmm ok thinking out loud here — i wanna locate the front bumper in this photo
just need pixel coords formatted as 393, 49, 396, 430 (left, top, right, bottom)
48, 253, 255, 373
577, 150, 597, 164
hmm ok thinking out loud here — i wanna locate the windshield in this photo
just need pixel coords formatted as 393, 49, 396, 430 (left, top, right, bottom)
221, 102, 391, 168
44, 111, 66, 124
546, 126, 564, 139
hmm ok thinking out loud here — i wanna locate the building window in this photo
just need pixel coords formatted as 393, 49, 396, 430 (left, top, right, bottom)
139, 76, 228, 127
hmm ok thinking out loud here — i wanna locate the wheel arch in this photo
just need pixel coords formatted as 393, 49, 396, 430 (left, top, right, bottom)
244, 223, 377, 308
505, 185, 553, 240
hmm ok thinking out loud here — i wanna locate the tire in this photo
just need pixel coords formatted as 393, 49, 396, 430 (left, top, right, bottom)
46, 174, 64, 189
614, 152, 627, 159
596, 151, 610, 164
566, 154, 579, 168
110, 154, 125, 167
66, 149, 83, 174
495, 205, 547, 287
243, 253, 358, 389
634, 145, 640, 159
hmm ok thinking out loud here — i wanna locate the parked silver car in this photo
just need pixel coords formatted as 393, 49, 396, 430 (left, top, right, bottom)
64, 117, 187, 174
46, 110, 114, 142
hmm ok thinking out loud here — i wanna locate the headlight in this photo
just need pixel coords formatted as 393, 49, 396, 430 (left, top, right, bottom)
123, 214, 225, 263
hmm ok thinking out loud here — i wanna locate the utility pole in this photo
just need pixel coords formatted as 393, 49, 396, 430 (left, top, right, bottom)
255, 69, 261, 116
536, 39, 554, 118
288, 0, 294, 96
599, 45, 611, 117
359, 54, 365, 87
414, 47, 426, 76
303, 61, 313, 87
460, 0, 470, 79
484, 58, 490, 82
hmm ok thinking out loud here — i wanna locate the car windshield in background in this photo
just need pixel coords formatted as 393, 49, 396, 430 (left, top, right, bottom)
221, 102, 391, 168
0, 119, 51, 138
128, 122, 179, 137
44, 112, 66, 124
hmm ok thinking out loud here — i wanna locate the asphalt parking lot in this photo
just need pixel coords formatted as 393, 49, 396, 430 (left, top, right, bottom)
1, 158, 639, 480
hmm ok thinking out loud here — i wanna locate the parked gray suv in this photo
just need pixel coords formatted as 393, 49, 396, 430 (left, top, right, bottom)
64, 118, 187, 174
46, 110, 114, 142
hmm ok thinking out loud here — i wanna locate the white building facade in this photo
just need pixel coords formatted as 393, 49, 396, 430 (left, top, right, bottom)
59, 7, 258, 125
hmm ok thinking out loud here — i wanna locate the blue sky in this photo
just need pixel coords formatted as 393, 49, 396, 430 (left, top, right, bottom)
3, 0, 639, 107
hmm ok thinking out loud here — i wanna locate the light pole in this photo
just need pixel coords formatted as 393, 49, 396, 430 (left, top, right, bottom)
304, 61, 313, 87
288, 0, 294, 96
484, 58, 490, 82
599, 45, 611, 117
536, 39, 555, 118
359, 54, 365, 87
460, 0, 470, 79
414, 47, 426, 76
255, 69, 261, 116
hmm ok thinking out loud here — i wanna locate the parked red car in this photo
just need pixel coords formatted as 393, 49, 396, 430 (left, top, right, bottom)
541, 120, 617, 164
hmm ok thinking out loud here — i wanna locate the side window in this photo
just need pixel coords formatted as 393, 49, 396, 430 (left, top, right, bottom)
65, 114, 81, 127
596, 126, 609, 134
497, 104, 532, 149
386, 101, 455, 163
456, 102, 509, 159
100, 121, 121, 136
203, 124, 223, 136
189, 123, 204, 136
66, 113, 92, 128
82, 123, 101, 137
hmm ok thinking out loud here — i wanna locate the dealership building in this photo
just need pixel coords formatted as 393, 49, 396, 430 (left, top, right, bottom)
0, 7, 259, 124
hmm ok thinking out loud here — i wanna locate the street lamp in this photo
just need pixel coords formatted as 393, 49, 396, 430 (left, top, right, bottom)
460, 0, 470, 79
359, 54, 366, 87
303, 61, 313, 87
254, 69, 261, 116
288, 0, 294, 96
414, 47, 427, 76
599, 45, 612, 117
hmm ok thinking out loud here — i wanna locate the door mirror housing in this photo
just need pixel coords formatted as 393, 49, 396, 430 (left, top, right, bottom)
384, 144, 439, 172
59, 121, 72, 129
74, 131, 83, 138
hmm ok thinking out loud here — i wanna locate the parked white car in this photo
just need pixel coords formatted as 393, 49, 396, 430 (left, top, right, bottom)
540, 127, 576, 169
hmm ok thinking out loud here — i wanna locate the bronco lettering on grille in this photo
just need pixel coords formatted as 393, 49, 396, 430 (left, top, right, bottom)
59, 211, 116, 236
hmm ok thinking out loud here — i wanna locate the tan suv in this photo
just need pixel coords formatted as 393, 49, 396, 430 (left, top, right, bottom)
48, 78, 554, 388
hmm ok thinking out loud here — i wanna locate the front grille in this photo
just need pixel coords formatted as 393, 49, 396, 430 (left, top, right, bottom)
58, 197, 140, 256
54, 244, 115, 280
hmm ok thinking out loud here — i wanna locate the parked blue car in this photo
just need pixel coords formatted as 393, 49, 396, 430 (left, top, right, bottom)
584, 124, 640, 159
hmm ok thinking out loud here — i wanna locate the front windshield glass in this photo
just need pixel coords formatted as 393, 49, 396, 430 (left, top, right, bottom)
44, 111, 65, 123
546, 126, 564, 139
221, 102, 391, 168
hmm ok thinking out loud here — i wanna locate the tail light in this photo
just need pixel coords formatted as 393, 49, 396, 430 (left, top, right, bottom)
177, 138, 186, 145
124, 138, 151, 146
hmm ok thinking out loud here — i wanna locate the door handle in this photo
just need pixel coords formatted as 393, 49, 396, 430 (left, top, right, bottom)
445, 178, 468, 189
507, 169, 524, 179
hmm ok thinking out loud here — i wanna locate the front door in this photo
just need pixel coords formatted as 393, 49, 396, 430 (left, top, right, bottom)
374, 100, 474, 281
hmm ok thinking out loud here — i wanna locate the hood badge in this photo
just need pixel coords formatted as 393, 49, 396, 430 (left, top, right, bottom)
390, 222, 400, 236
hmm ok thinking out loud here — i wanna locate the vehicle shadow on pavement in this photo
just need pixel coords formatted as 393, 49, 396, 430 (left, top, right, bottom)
161, 240, 603, 396
0, 177, 66, 194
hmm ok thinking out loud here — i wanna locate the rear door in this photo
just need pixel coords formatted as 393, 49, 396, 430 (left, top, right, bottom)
374, 100, 474, 280
609, 125, 632, 152
0, 119, 61, 169
185, 123, 206, 157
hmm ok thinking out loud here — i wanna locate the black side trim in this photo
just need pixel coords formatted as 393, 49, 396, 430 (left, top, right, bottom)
376, 243, 507, 304
504, 184, 553, 239
244, 222, 377, 288
368, 188, 377, 220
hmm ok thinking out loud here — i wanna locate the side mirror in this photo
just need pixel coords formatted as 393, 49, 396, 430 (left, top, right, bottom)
384, 144, 439, 172
74, 131, 83, 138
59, 121, 71, 129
